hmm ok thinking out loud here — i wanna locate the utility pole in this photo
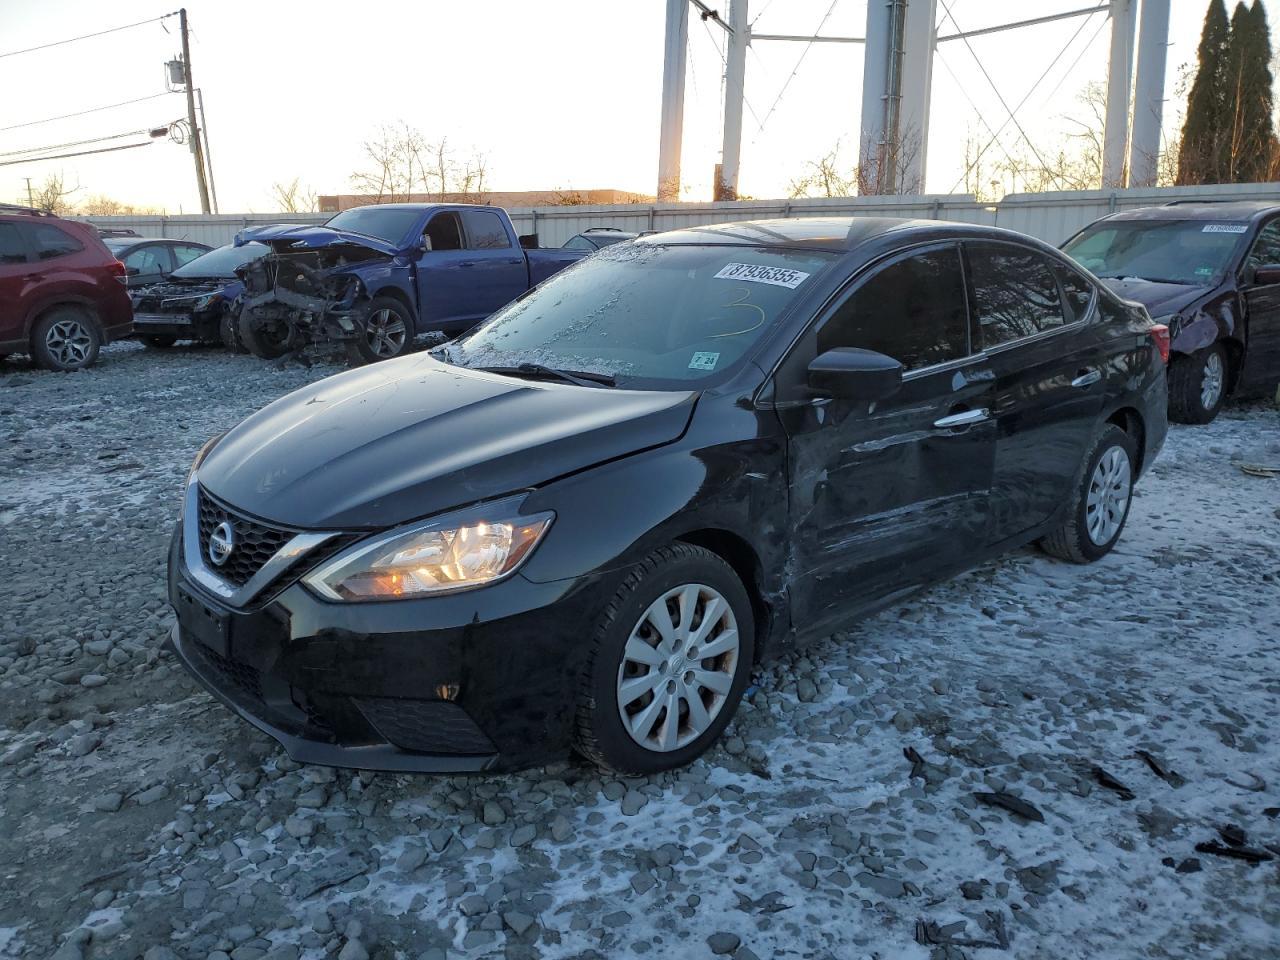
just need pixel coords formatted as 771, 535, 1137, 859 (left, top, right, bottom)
24, 178, 34, 209
717, 0, 748, 200
179, 8, 212, 214
657, 0, 689, 202
1128, 0, 1170, 188
1102, 0, 1137, 188
196, 88, 220, 213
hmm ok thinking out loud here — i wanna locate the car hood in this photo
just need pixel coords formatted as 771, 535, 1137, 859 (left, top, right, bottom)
197, 354, 697, 529
1098, 277, 1211, 317
233, 223, 401, 257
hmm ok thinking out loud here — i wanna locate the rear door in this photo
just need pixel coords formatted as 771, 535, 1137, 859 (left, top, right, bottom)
1238, 218, 1280, 398
458, 209, 527, 321
774, 243, 996, 632
0, 222, 34, 342
964, 241, 1107, 542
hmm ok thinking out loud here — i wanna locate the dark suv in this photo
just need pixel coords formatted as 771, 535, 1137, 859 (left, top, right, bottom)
0, 207, 133, 371
170, 218, 1169, 775
1063, 201, 1280, 423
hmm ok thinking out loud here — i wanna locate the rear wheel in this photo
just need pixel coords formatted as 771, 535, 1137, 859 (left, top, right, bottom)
1039, 424, 1136, 563
345, 297, 414, 365
139, 335, 177, 349
1168, 343, 1227, 424
573, 543, 755, 774
31, 307, 100, 372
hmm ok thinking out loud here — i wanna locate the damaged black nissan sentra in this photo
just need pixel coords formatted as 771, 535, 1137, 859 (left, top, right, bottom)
169, 217, 1169, 774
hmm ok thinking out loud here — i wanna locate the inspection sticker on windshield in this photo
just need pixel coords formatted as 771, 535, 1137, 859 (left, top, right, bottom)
714, 262, 810, 288
689, 351, 720, 371
1203, 223, 1248, 234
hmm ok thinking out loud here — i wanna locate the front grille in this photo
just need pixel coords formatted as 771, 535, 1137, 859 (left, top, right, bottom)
197, 488, 294, 587
192, 639, 264, 708
355, 698, 497, 756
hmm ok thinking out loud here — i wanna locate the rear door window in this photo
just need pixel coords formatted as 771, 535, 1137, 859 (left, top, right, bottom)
173, 244, 208, 267
22, 223, 84, 261
0, 223, 29, 265
818, 246, 970, 372
461, 210, 511, 249
124, 244, 172, 277
967, 243, 1067, 348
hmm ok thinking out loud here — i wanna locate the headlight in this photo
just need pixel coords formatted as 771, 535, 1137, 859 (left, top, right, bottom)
192, 293, 223, 312
304, 497, 554, 601
1150, 313, 1178, 335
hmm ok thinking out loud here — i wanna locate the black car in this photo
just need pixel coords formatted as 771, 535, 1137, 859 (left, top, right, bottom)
561, 227, 644, 251
1063, 200, 1280, 423
168, 218, 1168, 775
102, 237, 212, 289
130, 242, 266, 349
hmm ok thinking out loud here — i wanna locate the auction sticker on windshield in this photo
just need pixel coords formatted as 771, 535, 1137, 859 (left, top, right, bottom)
689, 351, 720, 371
1202, 223, 1248, 234
714, 262, 810, 288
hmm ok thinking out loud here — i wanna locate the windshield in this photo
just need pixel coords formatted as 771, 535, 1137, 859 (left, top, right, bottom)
324, 207, 421, 244
1063, 219, 1247, 284
173, 242, 267, 278
440, 243, 837, 388
103, 239, 137, 254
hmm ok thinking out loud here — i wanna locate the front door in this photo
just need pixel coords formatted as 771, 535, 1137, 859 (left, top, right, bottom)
415, 211, 470, 332
1239, 218, 1280, 399
122, 243, 173, 288
774, 243, 996, 633
963, 242, 1109, 542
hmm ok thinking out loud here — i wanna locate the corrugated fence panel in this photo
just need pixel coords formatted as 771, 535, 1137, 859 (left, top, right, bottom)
79, 183, 1280, 250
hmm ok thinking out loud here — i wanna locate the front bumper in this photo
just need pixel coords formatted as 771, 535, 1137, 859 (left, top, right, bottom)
132, 311, 220, 340
167, 524, 609, 773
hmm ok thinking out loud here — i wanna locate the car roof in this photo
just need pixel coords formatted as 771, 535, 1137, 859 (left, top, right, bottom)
1102, 201, 1280, 223
639, 217, 1045, 252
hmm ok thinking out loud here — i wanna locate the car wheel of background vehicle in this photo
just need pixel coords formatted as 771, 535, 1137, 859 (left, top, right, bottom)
237, 310, 293, 360
345, 297, 415, 365
574, 543, 755, 775
139, 335, 177, 349
1038, 424, 1136, 564
219, 312, 247, 353
1168, 343, 1227, 425
31, 306, 101, 372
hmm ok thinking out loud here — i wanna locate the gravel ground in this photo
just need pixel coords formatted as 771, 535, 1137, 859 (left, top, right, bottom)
2, 342, 1278, 960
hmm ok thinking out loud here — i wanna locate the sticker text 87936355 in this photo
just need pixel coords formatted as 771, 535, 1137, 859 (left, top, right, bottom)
714, 262, 811, 289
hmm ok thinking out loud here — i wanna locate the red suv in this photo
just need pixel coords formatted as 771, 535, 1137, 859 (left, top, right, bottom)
0, 206, 133, 371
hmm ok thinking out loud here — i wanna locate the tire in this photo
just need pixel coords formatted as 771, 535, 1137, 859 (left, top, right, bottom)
219, 312, 247, 354
1168, 343, 1227, 425
573, 543, 755, 775
31, 306, 101, 372
1038, 424, 1137, 564
237, 309, 293, 360
344, 296, 415, 365
139, 335, 177, 349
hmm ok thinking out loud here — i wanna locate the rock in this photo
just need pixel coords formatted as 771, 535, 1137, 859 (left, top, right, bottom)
67, 733, 101, 757
854, 872, 908, 899
503, 911, 535, 935
92, 791, 123, 812
80, 673, 108, 688
892, 710, 917, 732
960, 880, 985, 900
483, 801, 506, 825
284, 816, 314, 838
396, 845, 428, 872
459, 894, 489, 917
707, 932, 741, 955
621, 791, 648, 816
134, 784, 169, 805
337, 941, 368, 960
510, 824, 537, 847
602, 910, 631, 928
796, 678, 817, 702
144, 948, 179, 960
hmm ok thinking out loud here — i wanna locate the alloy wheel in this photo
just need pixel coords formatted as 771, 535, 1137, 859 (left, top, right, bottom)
616, 583, 740, 752
365, 308, 407, 358
1201, 351, 1224, 410
45, 318, 93, 368
1085, 446, 1131, 546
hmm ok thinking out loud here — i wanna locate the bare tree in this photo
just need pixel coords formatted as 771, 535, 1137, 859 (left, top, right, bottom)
31, 172, 79, 214
350, 123, 492, 203
271, 177, 317, 213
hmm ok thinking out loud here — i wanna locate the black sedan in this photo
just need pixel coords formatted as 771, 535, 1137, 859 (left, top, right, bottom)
169, 218, 1169, 774
1063, 200, 1280, 423
102, 236, 212, 289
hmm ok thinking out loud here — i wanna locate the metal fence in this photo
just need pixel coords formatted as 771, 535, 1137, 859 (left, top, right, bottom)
80, 182, 1280, 250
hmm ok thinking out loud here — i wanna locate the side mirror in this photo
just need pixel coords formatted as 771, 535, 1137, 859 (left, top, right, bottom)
126, 266, 140, 276
1252, 263, 1280, 285
419, 235, 433, 254
807, 347, 904, 401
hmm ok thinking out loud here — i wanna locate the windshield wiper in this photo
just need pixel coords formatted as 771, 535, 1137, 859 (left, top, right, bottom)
476, 363, 616, 388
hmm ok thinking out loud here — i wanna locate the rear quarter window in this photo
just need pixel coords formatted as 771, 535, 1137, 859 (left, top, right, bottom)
22, 223, 84, 261
0, 223, 28, 264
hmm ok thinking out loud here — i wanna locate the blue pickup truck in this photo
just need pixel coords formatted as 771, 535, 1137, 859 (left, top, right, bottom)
234, 203, 586, 363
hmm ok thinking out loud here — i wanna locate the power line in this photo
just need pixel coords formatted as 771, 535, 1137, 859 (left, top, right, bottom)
0, 141, 154, 169
0, 12, 178, 60
944, 3, 1104, 193
0, 127, 166, 159
753, 0, 840, 138
0, 92, 178, 133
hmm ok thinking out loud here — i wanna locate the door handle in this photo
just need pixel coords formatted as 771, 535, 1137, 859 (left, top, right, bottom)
505, 259, 523, 265
1071, 369, 1102, 388
934, 408, 990, 429
458, 261, 476, 268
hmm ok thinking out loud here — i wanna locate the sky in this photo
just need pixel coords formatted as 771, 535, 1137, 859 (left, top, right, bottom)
0, 0, 1273, 213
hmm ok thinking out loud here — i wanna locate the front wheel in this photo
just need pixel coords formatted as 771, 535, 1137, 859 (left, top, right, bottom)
237, 310, 293, 360
1168, 343, 1227, 424
1039, 424, 1136, 563
344, 297, 415, 365
573, 544, 755, 775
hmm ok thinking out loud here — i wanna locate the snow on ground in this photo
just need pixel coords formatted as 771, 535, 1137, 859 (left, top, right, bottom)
1, 342, 1278, 960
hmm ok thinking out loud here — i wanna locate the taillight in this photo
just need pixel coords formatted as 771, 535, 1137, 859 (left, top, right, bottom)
109, 260, 127, 284
1149, 324, 1170, 364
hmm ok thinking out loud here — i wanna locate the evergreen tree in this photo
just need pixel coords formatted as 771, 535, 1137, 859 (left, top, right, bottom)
1221, 0, 1277, 182
1177, 0, 1231, 184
